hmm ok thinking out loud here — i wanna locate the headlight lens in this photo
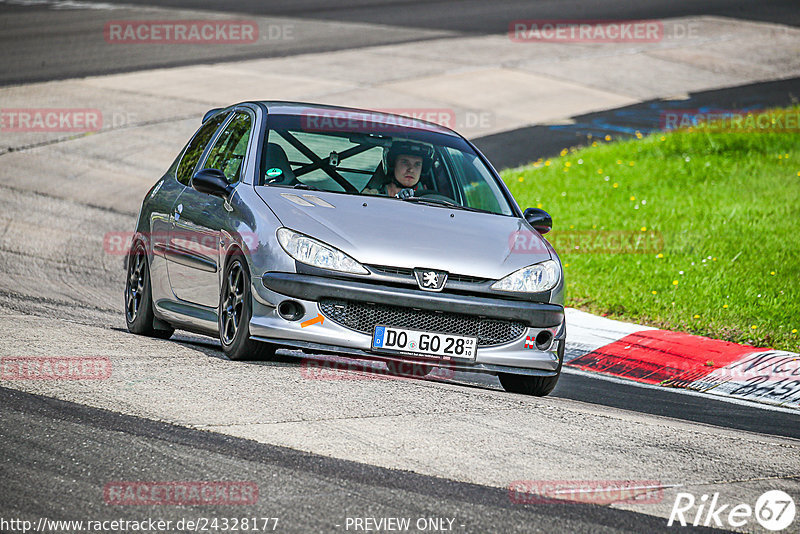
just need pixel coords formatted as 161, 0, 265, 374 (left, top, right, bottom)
276, 228, 368, 275
491, 260, 560, 293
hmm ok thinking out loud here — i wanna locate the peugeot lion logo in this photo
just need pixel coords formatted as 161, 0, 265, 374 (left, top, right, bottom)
414, 268, 447, 292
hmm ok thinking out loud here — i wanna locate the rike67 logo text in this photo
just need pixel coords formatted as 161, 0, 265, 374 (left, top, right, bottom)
668, 490, 795, 531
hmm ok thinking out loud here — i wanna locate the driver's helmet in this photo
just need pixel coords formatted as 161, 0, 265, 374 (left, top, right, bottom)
382, 140, 434, 177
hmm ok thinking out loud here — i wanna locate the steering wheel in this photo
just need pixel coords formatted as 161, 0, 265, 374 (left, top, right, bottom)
416, 189, 458, 205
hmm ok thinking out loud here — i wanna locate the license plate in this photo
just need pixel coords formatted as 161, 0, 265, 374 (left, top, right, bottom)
372, 325, 477, 361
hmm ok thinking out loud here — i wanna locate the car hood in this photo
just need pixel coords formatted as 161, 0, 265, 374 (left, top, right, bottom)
255, 187, 553, 280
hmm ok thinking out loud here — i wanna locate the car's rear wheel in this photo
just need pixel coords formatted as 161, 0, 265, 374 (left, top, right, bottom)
385, 360, 433, 378
219, 254, 276, 361
498, 340, 564, 396
125, 241, 174, 339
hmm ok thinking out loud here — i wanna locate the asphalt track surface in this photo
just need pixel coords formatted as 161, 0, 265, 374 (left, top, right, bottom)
2, 1, 800, 532
1, 0, 800, 85
82, 0, 800, 29
1, 386, 724, 534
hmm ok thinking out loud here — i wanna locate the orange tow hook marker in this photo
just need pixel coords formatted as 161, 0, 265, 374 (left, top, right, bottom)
301, 314, 325, 328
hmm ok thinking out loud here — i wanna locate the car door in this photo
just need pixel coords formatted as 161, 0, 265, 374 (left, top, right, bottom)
167, 110, 253, 308
161, 111, 228, 301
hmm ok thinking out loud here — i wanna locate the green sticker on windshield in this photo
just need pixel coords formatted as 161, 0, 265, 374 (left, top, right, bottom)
266, 167, 283, 177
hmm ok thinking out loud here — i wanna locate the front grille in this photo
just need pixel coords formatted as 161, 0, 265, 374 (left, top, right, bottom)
368, 265, 490, 285
448, 273, 490, 284
369, 265, 414, 276
319, 299, 526, 347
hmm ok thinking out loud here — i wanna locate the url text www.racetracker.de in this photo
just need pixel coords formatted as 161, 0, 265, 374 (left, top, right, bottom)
0, 517, 469, 532
0, 517, 280, 533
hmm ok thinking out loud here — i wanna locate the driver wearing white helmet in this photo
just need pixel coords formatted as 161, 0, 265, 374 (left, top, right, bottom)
363, 140, 433, 198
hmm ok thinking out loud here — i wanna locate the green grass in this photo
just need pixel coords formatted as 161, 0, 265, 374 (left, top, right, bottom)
501, 107, 800, 352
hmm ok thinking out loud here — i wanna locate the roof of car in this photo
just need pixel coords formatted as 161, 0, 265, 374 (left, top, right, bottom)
246, 100, 460, 137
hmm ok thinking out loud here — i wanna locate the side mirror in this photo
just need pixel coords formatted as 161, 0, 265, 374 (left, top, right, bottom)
192, 168, 232, 199
523, 207, 552, 234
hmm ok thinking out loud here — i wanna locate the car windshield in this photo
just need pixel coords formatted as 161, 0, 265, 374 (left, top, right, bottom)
260, 112, 515, 216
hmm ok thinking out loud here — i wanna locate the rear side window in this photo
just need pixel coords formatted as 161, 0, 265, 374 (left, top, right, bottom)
265, 129, 383, 191
176, 113, 228, 185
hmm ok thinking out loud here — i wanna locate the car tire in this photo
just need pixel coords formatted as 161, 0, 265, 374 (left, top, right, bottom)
498, 339, 564, 396
385, 360, 433, 378
219, 253, 277, 361
125, 241, 174, 339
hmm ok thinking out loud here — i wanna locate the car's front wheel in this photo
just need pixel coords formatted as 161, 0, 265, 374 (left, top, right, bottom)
125, 241, 174, 339
219, 254, 276, 361
498, 340, 564, 396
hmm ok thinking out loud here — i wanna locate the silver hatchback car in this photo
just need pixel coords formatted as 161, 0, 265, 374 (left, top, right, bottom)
125, 101, 565, 395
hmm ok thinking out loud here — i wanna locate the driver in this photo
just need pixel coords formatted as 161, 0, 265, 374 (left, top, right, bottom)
363, 140, 433, 197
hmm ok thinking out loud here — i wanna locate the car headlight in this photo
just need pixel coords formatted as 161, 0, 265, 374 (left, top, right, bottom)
491, 260, 560, 293
276, 228, 368, 275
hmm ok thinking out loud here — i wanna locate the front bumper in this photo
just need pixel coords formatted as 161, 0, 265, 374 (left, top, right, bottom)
252, 272, 565, 373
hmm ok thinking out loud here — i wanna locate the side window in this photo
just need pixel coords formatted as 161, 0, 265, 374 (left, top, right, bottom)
446, 148, 506, 214
203, 112, 253, 184
176, 113, 228, 185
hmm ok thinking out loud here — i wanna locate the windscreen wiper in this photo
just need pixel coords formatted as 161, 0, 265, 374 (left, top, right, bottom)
398, 196, 491, 214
